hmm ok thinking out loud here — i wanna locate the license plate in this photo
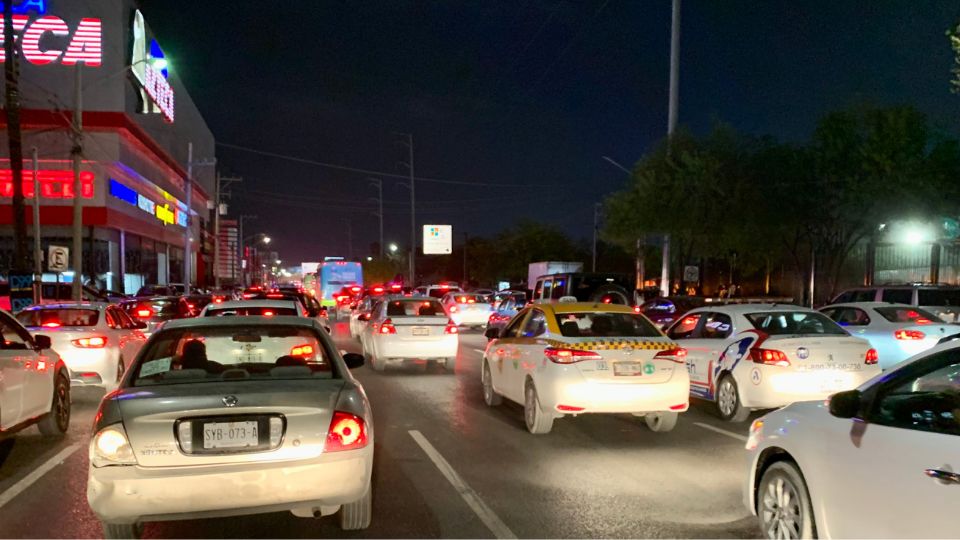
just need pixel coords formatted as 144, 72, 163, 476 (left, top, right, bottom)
412, 327, 430, 336
203, 421, 259, 449
614, 362, 644, 376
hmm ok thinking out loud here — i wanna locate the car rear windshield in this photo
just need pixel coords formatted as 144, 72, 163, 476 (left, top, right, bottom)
127, 299, 180, 316
554, 312, 662, 338
16, 308, 99, 327
454, 294, 487, 304
746, 311, 847, 335
918, 289, 960, 306
386, 299, 445, 316
874, 307, 940, 323
131, 326, 336, 386
204, 307, 298, 317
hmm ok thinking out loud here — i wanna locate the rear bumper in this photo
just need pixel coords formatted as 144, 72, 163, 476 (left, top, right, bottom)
537, 371, 690, 414
375, 335, 458, 359
60, 349, 113, 387
450, 311, 491, 326
740, 368, 879, 409
87, 445, 373, 523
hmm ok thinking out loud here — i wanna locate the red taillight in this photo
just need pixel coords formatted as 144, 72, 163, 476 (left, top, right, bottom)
633, 306, 641, 313
444, 321, 459, 334
654, 347, 688, 364
41, 322, 61, 328
915, 318, 932, 325
379, 319, 397, 334
351, 286, 362, 293
214, 298, 224, 304
325, 411, 368, 452
266, 293, 284, 299
440, 284, 450, 289
449, 305, 459, 313
669, 403, 688, 411
187, 303, 196, 309
242, 293, 255, 299
602, 296, 612, 304
556, 404, 585, 412
865, 348, 879, 365
750, 348, 790, 367
136, 308, 153, 318
544, 347, 601, 364
72, 336, 107, 348
336, 295, 349, 304
894, 329, 925, 340
263, 310, 275, 317
290, 343, 314, 356
390, 284, 401, 290
373, 286, 384, 293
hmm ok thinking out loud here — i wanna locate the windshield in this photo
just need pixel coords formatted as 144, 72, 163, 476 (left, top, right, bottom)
17, 308, 99, 327
386, 299, 445, 317
130, 325, 335, 386
554, 312, 662, 338
746, 311, 847, 336
204, 307, 298, 317
874, 307, 940, 324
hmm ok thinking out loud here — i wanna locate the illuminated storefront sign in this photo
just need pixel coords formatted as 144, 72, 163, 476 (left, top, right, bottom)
131, 10, 174, 122
2, 0, 48, 15
0, 169, 94, 198
0, 13, 102, 66
110, 178, 185, 228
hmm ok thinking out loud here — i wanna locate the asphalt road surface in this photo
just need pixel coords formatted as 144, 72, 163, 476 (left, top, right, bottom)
0, 323, 760, 538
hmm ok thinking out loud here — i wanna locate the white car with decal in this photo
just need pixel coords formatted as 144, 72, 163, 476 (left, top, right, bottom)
665, 304, 880, 421
481, 302, 689, 434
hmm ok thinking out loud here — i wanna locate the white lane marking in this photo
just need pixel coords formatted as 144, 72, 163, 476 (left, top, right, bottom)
408, 430, 516, 539
0, 443, 82, 509
472, 349, 486, 354
694, 422, 748, 442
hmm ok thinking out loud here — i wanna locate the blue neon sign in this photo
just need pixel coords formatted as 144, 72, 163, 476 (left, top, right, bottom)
0, 0, 47, 15
109, 178, 138, 206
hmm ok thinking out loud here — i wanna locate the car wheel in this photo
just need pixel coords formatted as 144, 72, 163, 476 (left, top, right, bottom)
370, 352, 385, 372
482, 361, 502, 406
339, 482, 372, 530
716, 375, 751, 422
757, 461, 816, 540
644, 411, 678, 432
440, 357, 455, 371
102, 521, 143, 539
523, 382, 553, 434
38, 375, 70, 436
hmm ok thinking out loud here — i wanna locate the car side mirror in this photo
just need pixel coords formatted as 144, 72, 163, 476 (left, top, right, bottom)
343, 352, 365, 369
358, 313, 371, 321
828, 389, 861, 419
484, 327, 500, 340
134, 320, 148, 330
34, 334, 52, 350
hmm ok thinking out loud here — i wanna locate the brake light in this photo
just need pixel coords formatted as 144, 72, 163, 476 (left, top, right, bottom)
556, 404, 585, 412
325, 411, 368, 452
449, 305, 459, 313
915, 318, 932, 325
136, 307, 153, 318
41, 322, 61, 328
654, 347, 688, 364
72, 336, 107, 348
544, 347, 601, 364
290, 343, 314, 356
440, 284, 450, 289
602, 296, 612, 304
242, 293, 255, 299
750, 348, 790, 367
373, 286, 384, 293
633, 306, 641, 313
865, 348, 879, 365
350, 286, 362, 293
390, 284, 401, 290
187, 303, 196, 310
263, 310, 275, 317
379, 319, 397, 334
445, 321, 459, 334
214, 298, 224, 304
336, 295, 349, 303
894, 329, 925, 340
266, 293, 284, 299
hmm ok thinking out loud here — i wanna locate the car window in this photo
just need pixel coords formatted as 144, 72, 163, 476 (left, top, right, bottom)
501, 298, 515, 311
386, 299, 444, 317
104, 308, 121, 329
881, 289, 913, 304
871, 349, 960, 436
0, 313, 31, 350
746, 311, 847, 335
555, 312, 661, 338
114, 307, 138, 329
668, 313, 703, 340
826, 307, 871, 326
918, 289, 960, 306
542, 279, 553, 300
533, 280, 544, 300
550, 277, 567, 300
520, 309, 547, 337
852, 289, 877, 302
873, 307, 939, 324
502, 311, 528, 339
205, 307, 299, 317
701, 312, 733, 339
831, 291, 855, 304
16, 308, 100, 327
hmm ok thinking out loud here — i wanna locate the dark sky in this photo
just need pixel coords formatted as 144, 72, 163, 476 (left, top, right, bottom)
138, 0, 960, 264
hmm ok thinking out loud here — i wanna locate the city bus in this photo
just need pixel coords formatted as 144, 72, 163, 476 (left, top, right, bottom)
314, 260, 363, 307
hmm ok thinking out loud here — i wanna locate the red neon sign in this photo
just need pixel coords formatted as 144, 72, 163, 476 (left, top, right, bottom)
0, 170, 95, 199
0, 15, 102, 67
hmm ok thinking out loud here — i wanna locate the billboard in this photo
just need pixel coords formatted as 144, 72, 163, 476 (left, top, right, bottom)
423, 224, 452, 255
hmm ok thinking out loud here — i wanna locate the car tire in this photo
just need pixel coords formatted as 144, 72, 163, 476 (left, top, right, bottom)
102, 522, 143, 539
482, 361, 502, 406
716, 375, 751, 422
339, 482, 372, 530
644, 411, 678, 432
370, 352, 385, 372
589, 284, 631, 305
523, 382, 553, 434
757, 461, 816, 540
441, 358, 455, 371
37, 374, 70, 436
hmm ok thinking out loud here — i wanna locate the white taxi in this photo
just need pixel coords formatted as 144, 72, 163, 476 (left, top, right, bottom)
359, 296, 459, 371
481, 302, 689, 434
666, 304, 880, 421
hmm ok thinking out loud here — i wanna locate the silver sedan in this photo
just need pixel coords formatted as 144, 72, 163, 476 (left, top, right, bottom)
86, 316, 373, 538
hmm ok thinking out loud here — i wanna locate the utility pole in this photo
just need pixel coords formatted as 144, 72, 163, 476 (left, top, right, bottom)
662, 0, 681, 297
463, 232, 468, 283
4, 1, 28, 273
31, 147, 40, 299
369, 178, 383, 258
406, 134, 416, 284
71, 65, 83, 300
184, 143, 192, 290
238, 214, 256, 286
592, 202, 601, 272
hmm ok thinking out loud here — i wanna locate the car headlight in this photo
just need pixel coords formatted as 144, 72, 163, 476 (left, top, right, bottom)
90, 423, 137, 467
745, 419, 764, 451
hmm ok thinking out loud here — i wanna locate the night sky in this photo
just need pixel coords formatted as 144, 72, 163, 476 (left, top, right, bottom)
138, 0, 960, 264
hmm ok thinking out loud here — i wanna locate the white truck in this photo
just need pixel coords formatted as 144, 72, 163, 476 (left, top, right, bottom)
527, 261, 583, 291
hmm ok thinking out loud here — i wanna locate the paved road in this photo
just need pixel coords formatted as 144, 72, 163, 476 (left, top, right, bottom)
0, 323, 760, 538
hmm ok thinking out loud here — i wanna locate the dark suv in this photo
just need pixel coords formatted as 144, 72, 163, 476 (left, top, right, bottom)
830, 284, 960, 322
530, 273, 634, 305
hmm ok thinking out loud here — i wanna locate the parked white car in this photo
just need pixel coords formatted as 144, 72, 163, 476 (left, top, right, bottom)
360, 296, 458, 371
16, 302, 148, 389
743, 341, 960, 539
349, 296, 379, 339
0, 309, 70, 438
666, 304, 880, 421
819, 302, 960, 370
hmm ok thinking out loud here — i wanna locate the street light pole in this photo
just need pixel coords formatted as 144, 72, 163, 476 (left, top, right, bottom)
592, 202, 601, 272
184, 142, 192, 290
405, 134, 416, 284
662, 0, 681, 297
71, 64, 83, 300
369, 178, 383, 258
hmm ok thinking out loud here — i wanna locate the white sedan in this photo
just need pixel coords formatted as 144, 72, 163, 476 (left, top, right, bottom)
482, 302, 689, 434
360, 296, 458, 371
666, 304, 880, 421
820, 302, 960, 370
743, 341, 960, 539
441, 292, 493, 327
16, 302, 148, 389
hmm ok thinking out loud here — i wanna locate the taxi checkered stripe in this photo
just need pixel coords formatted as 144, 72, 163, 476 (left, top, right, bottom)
544, 338, 676, 351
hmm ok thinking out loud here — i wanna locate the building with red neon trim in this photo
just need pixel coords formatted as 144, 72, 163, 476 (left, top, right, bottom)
0, 0, 218, 293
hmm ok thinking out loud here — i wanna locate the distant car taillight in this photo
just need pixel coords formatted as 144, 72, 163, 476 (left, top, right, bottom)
290, 343, 314, 356
633, 306, 641, 313
135, 305, 153, 318
72, 336, 107, 348
653, 347, 688, 364
865, 348, 879, 365
379, 318, 397, 334
449, 305, 459, 313
544, 347, 601, 364
750, 348, 790, 367
444, 321, 459, 334
894, 329, 925, 340
325, 411, 368, 452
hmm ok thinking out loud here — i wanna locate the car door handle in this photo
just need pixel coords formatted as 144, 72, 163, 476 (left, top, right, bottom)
925, 468, 960, 485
